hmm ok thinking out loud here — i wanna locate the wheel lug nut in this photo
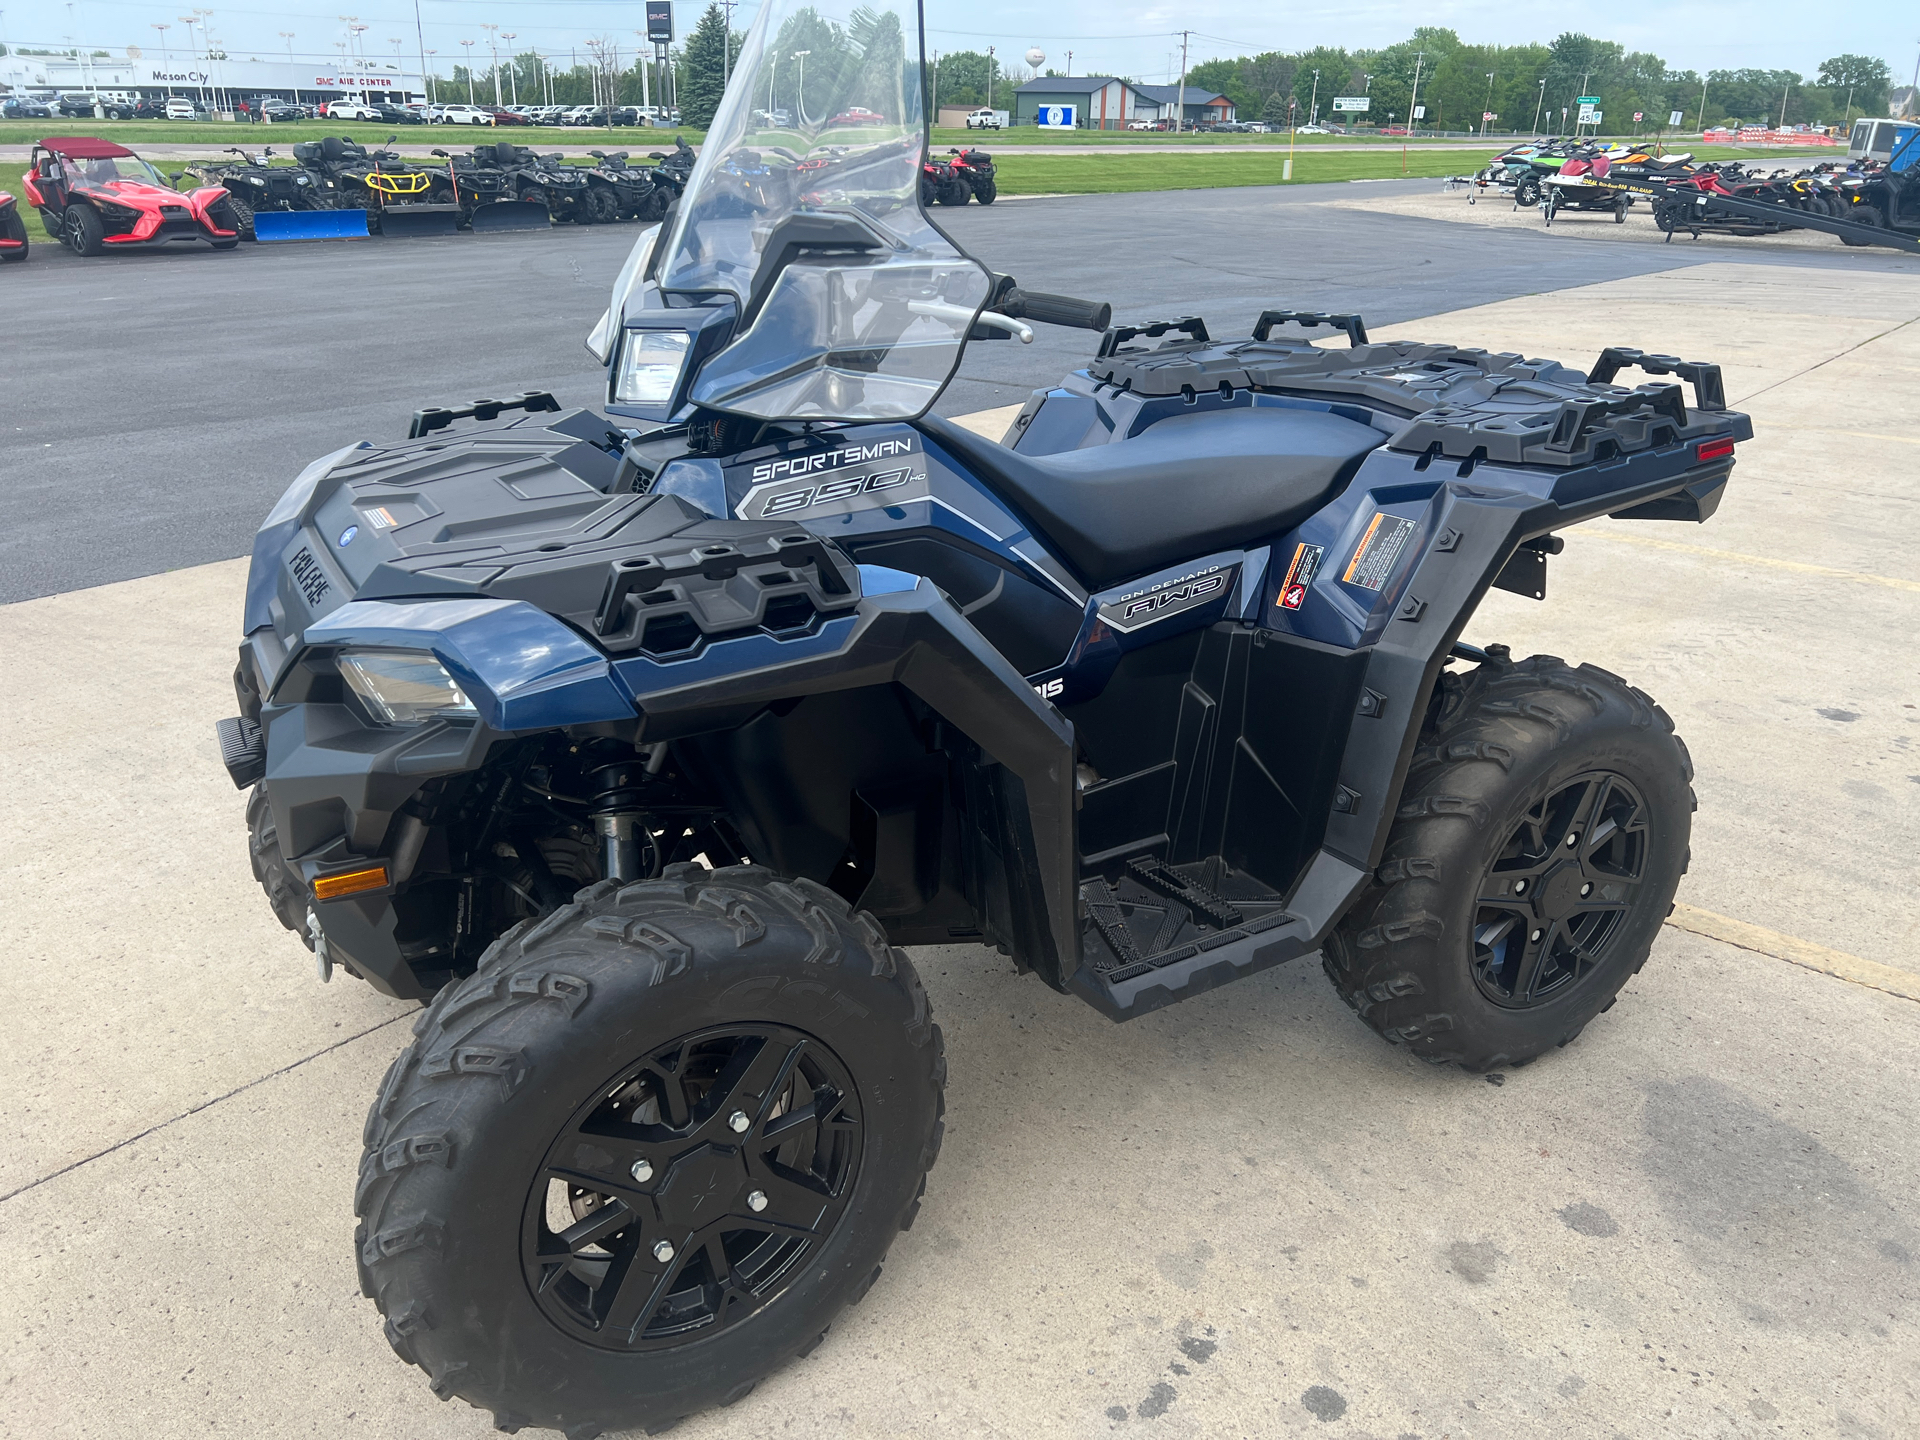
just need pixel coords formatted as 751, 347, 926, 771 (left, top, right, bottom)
630, 1159, 653, 1183
747, 1190, 768, 1212
653, 1240, 675, 1262
728, 1110, 751, 1134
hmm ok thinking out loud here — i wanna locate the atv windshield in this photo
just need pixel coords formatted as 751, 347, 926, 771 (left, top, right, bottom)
658, 0, 989, 422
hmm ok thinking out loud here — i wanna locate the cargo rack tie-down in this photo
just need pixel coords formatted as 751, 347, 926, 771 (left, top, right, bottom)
1252, 309, 1370, 347
594, 534, 852, 636
408, 391, 563, 439
1588, 348, 1726, 411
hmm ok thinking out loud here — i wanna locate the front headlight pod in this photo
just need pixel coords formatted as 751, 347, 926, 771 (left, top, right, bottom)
337, 649, 478, 724
585, 222, 662, 362
612, 329, 692, 406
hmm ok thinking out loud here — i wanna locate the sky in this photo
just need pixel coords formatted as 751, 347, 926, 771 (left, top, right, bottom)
7, 0, 1917, 86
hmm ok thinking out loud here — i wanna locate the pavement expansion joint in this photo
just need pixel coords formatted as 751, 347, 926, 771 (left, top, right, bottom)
1583, 531, 1920, 594
1666, 905, 1919, 1004
0, 1013, 410, 1207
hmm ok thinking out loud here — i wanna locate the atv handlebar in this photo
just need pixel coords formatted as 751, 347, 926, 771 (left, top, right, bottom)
997, 287, 1113, 332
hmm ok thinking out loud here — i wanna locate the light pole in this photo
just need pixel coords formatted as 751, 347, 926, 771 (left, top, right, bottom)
349, 22, 368, 103
152, 23, 172, 95
1482, 72, 1494, 135
481, 22, 499, 108
178, 14, 207, 110
1532, 77, 1545, 134
424, 49, 436, 104
1695, 77, 1708, 134
501, 32, 516, 104
1406, 50, 1426, 140
1308, 68, 1319, 125
459, 38, 474, 103
792, 49, 810, 124
985, 45, 994, 113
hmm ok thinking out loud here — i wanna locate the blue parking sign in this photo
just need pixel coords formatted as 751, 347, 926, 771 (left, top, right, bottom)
1038, 104, 1077, 128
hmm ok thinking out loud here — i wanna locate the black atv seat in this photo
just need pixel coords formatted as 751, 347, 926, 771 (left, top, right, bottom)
917, 406, 1386, 591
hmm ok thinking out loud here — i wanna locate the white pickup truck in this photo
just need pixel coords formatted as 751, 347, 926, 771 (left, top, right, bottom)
964, 108, 1007, 130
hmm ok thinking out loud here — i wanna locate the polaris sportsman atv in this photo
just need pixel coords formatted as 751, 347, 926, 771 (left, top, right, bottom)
220, 1, 1747, 1432
585, 149, 668, 220
464, 141, 596, 224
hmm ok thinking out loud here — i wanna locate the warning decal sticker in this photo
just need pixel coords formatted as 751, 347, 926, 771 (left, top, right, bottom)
1342, 512, 1416, 591
1277, 542, 1324, 610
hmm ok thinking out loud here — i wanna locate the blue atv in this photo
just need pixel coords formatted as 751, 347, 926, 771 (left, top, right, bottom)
218, 2, 1749, 1432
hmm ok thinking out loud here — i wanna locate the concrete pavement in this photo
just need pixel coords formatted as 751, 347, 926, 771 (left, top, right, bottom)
1, 258, 1916, 1437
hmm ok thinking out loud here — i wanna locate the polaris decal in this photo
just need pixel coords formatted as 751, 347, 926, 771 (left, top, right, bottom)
735, 438, 930, 522
1096, 563, 1238, 634
288, 546, 332, 606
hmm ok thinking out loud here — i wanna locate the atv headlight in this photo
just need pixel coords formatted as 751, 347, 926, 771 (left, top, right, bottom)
586, 222, 661, 362
612, 328, 691, 406
336, 649, 478, 725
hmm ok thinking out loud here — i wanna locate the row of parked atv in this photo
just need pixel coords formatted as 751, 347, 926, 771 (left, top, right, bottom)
919, 146, 998, 206
1467, 135, 1920, 252
184, 134, 700, 238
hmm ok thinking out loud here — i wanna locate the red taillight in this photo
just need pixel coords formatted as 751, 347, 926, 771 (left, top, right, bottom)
1696, 436, 1736, 462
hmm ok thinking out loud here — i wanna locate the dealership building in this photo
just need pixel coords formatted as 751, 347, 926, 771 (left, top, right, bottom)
2, 51, 428, 105
1011, 77, 1234, 129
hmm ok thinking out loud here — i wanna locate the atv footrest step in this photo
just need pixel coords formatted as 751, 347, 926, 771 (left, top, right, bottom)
1074, 857, 1301, 1020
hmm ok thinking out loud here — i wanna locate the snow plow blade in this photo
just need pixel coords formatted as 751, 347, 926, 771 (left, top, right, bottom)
469, 200, 551, 233
252, 208, 370, 242
375, 205, 462, 239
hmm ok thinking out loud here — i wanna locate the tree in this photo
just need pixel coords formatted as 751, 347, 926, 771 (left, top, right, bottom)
678, 4, 731, 128
1817, 54, 1893, 115
933, 50, 998, 109
1261, 90, 1290, 126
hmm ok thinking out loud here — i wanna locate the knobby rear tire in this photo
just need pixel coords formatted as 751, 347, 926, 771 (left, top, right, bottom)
1322, 654, 1694, 1072
355, 864, 947, 1438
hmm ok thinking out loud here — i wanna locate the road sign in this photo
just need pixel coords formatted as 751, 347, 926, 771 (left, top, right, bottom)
1331, 96, 1369, 112
1633, 111, 1643, 122
1412, 105, 1426, 120
644, 0, 673, 42
1578, 105, 1599, 126
1576, 95, 1600, 105
1482, 111, 1495, 121
1037, 104, 1076, 128
1669, 110, 1684, 126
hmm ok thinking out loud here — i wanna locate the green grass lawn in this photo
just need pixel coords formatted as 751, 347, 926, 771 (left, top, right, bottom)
989, 147, 1487, 194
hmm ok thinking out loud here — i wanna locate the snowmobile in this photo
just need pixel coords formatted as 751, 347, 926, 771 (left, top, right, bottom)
219, 0, 1750, 1433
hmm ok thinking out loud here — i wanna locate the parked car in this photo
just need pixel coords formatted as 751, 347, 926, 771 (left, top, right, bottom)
165, 97, 202, 120
377, 102, 424, 125
827, 105, 885, 125
487, 107, 529, 126
1125, 118, 1155, 131
324, 98, 384, 122
964, 107, 1003, 130
1297, 124, 1332, 135
436, 103, 496, 126
1, 97, 54, 119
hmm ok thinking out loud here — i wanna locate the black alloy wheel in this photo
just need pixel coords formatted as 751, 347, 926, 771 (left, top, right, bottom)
525, 1023, 861, 1351
1470, 771, 1647, 1008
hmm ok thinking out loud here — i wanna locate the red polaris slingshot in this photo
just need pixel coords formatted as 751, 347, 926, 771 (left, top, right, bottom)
23, 136, 241, 256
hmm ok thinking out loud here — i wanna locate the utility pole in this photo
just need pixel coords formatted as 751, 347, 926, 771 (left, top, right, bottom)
1778, 80, 1790, 129
1174, 29, 1191, 133
1532, 77, 1544, 134
1308, 68, 1318, 125
1404, 49, 1425, 168
1066, 50, 1073, 75
1695, 76, 1707, 133
985, 45, 993, 111
1482, 71, 1494, 135
720, 0, 735, 83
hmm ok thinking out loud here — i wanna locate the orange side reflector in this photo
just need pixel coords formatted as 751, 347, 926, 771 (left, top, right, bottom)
313, 865, 390, 901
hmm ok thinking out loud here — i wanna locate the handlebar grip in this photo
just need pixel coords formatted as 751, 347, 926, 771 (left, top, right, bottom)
1003, 287, 1112, 332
